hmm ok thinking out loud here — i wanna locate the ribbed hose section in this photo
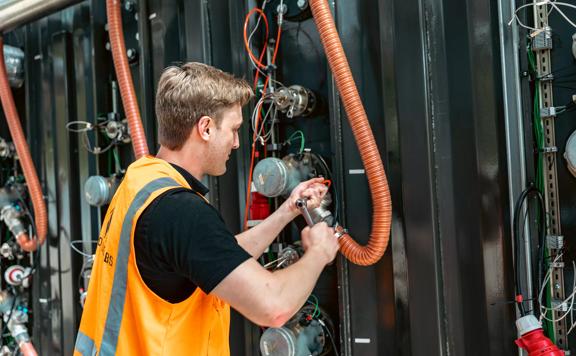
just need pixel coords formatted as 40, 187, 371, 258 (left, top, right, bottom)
106, 0, 149, 159
19, 341, 38, 356
310, 0, 392, 266
0, 37, 46, 252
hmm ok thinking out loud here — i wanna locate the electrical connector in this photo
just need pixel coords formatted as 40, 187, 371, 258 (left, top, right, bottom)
551, 300, 569, 312
540, 106, 557, 119
531, 26, 553, 51
546, 235, 564, 250
515, 315, 564, 356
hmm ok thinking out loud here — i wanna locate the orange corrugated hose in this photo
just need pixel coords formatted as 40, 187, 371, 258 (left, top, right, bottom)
19, 341, 38, 356
310, 0, 392, 266
0, 36, 46, 252
106, 0, 149, 159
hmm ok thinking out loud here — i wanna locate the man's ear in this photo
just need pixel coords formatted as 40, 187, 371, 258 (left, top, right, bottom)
196, 116, 212, 141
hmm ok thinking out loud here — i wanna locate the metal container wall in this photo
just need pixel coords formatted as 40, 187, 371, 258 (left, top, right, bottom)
0, 0, 518, 354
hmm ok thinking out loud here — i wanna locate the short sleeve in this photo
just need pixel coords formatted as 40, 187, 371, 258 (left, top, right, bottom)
147, 189, 252, 293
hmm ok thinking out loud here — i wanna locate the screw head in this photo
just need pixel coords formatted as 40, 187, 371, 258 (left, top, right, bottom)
124, 0, 136, 12
277, 3, 288, 14
297, 0, 308, 10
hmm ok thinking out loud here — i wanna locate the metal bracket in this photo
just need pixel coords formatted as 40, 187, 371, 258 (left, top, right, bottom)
540, 146, 558, 154
538, 73, 554, 82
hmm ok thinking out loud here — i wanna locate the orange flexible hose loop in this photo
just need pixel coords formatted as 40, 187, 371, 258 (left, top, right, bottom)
310, 0, 392, 266
0, 36, 46, 252
106, 0, 149, 159
19, 341, 38, 356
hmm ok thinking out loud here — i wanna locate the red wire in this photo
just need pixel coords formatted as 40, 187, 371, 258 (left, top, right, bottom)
243, 21, 283, 230
243, 8, 269, 71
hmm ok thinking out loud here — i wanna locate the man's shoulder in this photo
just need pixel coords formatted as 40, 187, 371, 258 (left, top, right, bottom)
155, 187, 211, 212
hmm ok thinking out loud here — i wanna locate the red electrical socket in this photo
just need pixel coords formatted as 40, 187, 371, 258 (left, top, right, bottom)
515, 315, 564, 356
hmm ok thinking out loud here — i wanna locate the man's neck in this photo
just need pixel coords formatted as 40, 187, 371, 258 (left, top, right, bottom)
156, 146, 205, 181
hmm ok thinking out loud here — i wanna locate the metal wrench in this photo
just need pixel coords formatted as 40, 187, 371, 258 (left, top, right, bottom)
295, 198, 315, 227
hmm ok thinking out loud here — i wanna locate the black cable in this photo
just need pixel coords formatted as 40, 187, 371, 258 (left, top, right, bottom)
314, 153, 339, 224
319, 321, 339, 356
512, 185, 546, 316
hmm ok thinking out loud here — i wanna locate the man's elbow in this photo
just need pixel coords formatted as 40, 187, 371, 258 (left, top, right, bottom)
258, 301, 294, 328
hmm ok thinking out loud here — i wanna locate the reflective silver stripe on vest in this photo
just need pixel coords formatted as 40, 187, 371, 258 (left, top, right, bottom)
100, 177, 179, 355
75, 331, 97, 356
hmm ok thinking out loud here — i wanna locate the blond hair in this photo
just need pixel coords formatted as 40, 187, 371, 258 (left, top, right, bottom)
155, 62, 253, 149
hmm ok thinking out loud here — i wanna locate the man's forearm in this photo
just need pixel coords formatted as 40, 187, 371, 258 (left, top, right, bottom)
235, 203, 299, 257
264, 248, 327, 326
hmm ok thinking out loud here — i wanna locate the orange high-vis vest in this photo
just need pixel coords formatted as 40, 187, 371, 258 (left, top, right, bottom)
74, 156, 231, 356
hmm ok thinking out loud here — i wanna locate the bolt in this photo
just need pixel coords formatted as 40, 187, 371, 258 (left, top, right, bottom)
277, 3, 288, 15
555, 283, 561, 290
126, 48, 138, 62
105, 42, 111, 51
297, 0, 308, 10
124, 0, 136, 12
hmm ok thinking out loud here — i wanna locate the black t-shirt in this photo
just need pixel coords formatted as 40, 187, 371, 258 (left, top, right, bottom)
134, 163, 252, 303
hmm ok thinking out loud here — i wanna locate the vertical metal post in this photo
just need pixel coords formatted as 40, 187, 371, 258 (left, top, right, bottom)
497, 0, 532, 314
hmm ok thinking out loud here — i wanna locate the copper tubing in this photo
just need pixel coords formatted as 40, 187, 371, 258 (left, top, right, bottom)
19, 341, 38, 356
0, 36, 46, 252
310, 0, 392, 266
106, 0, 149, 159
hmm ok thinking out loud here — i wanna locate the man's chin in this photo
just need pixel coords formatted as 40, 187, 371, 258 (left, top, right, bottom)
209, 167, 227, 177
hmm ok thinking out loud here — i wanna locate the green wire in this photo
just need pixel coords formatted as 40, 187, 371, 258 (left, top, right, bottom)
529, 44, 555, 342
287, 130, 305, 154
113, 147, 121, 173
308, 294, 320, 318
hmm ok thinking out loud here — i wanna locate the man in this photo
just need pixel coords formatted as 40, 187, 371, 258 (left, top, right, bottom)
74, 62, 339, 356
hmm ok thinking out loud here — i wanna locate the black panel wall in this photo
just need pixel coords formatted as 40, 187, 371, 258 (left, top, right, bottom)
0, 0, 521, 355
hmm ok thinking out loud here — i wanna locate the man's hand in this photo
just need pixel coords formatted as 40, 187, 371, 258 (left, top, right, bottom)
301, 222, 339, 265
282, 177, 329, 216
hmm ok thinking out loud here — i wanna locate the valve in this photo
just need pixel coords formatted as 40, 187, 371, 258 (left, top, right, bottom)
104, 116, 131, 143
2, 45, 24, 89
260, 304, 333, 356
5, 265, 31, 287
0, 186, 27, 241
3, 241, 23, 260
84, 175, 120, 207
0, 137, 15, 158
273, 85, 317, 118
254, 154, 335, 225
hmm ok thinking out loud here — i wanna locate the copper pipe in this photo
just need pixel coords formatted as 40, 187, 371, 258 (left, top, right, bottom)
0, 36, 46, 252
106, 0, 149, 159
310, 0, 392, 266
19, 341, 38, 356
